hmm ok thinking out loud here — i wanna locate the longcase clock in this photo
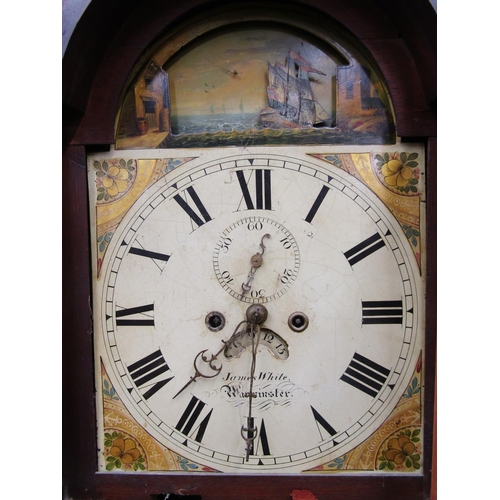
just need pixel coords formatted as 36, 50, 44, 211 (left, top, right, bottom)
63, 1, 436, 499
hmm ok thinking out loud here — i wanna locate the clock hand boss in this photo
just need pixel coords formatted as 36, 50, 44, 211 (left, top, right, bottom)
241, 233, 270, 294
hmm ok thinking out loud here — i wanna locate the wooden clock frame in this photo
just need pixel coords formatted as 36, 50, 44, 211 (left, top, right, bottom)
62, 1, 436, 499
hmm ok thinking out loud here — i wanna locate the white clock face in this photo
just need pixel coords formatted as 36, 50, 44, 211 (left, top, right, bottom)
94, 148, 423, 473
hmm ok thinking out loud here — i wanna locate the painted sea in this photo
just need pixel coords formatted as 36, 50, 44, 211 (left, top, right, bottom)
170, 113, 264, 135
160, 113, 394, 148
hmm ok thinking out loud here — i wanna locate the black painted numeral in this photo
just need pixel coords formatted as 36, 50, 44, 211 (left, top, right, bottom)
127, 349, 174, 400
343, 232, 386, 266
304, 185, 330, 223
340, 352, 390, 398
174, 186, 212, 228
236, 169, 272, 210
311, 406, 337, 440
116, 304, 154, 326
175, 395, 213, 444
128, 245, 171, 263
362, 300, 403, 325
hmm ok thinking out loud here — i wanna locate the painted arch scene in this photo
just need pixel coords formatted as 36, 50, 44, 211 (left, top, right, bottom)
116, 25, 395, 149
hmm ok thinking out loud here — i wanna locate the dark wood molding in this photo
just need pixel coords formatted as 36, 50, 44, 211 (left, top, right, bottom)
62, 1, 436, 498
62, 145, 96, 497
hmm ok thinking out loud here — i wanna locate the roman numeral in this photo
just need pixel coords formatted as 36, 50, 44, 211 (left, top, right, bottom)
128, 245, 171, 263
173, 185, 212, 228
246, 418, 271, 458
115, 303, 154, 326
304, 185, 330, 223
311, 406, 337, 440
175, 395, 213, 444
127, 349, 174, 400
236, 169, 272, 210
362, 300, 403, 325
343, 232, 386, 266
340, 352, 391, 398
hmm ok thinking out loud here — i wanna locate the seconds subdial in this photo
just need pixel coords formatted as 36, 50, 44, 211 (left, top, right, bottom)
213, 216, 300, 303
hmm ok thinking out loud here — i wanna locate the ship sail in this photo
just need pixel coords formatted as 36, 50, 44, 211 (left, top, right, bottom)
263, 50, 329, 127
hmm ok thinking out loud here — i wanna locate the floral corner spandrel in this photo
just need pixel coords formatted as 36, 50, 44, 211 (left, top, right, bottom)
100, 360, 218, 472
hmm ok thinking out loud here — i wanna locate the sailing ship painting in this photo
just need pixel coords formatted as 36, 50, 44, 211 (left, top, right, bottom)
115, 27, 396, 149
260, 50, 331, 129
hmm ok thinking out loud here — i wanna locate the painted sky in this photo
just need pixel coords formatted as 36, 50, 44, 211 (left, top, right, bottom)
164, 28, 343, 117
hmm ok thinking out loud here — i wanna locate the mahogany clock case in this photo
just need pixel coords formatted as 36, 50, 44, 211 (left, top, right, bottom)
62, 1, 436, 499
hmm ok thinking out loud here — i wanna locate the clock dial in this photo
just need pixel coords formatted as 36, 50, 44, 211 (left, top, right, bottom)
213, 216, 300, 303
94, 148, 423, 473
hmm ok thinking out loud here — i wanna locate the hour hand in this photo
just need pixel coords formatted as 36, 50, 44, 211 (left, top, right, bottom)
173, 316, 252, 399
173, 349, 222, 399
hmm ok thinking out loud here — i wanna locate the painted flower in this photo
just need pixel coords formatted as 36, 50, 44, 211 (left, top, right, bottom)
385, 435, 415, 465
102, 165, 130, 197
94, 159, 135, 201
110, 437, 141, 465
375, 152, 419, 194
379, 429, 421, 470
382, 159, 413, 187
